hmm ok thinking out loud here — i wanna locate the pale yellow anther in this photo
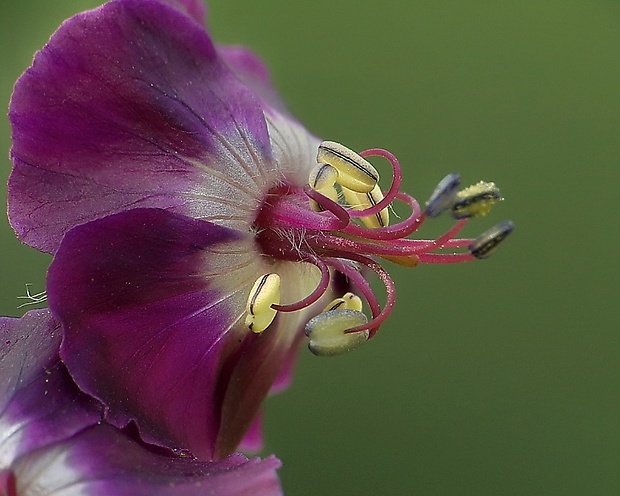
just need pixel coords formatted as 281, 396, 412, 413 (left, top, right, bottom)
322, 292, 363, 313
342, 292, 363, 312
244, 274, 281, 333
309, 163, 339, 191
305, 309, 369, 357
451, 181, 502, 219
341, 184, 390, 228
308, 164, 340, 211
317, 141, 379, 193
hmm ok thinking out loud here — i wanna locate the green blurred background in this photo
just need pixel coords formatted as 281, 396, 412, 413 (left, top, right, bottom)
1, 1, 618, 494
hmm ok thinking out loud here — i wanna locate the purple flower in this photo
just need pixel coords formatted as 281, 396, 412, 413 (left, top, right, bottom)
0, 309, 283, 495
8, 0, 512, 460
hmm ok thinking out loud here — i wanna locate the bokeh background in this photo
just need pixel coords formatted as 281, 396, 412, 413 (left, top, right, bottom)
1, 1, 618, 494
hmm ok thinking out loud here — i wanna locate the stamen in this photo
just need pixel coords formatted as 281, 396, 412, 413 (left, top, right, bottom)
322, 292, 363, 312
327, 253, 396, 338
347, 148, 403, 220
390, 218, 469, 252
305, 309, 370, 357
309, 163, 339, 191
343, 191, 423, 241
302, 185, 350, 230
327, 258, 381, 328
341, 184, 390, 228
425, 172, 461, 217
245, 274, 281, 333
342, 292, 363, 312
308, 164, 339, 212
469, 220, 515, 259
451, 181, 502, 219
317, 141, 379, 193
417, 252, 475, 264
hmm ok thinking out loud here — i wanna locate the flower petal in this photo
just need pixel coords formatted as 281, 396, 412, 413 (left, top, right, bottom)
219, 45, 290, 116
9, 0, 278, 254
218, 44, 323, 189
270, 342, 302, 395
0, 309, 101, 467
213, 260, 325, 458
159, 0, 206, 25
48, 208, 326, 459
47, 208, 262, 459
12, 424, 282, 496
237, 410, 264, 454
264, 109, 322, 190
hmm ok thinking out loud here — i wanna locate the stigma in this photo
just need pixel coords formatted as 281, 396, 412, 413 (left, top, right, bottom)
250, 141, 514, 356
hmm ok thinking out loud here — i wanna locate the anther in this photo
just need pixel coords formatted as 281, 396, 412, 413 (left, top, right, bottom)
322, 292, 363, 312
469, 220, 514, 259
425, 172, 461, 217
341, 184, 390, 228
309, 163, 339, 191
308, 164, 340, 211
244, 273, 281, 333
451, 181, 502, 219
305, 309, 370, 357
317, 141, 379, 193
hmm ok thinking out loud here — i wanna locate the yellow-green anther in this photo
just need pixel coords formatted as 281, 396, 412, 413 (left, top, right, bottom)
451, 181, 502, 219
244, 273, 281, 333
341, 184, 390, 228
305, 309, 369, 357
317, 141, 379, 193
322, 292, 363, 313
469, 220, 515, 259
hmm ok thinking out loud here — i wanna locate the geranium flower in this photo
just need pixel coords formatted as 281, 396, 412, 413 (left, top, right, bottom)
0, 309, 283, 495
7, 0, 512, 460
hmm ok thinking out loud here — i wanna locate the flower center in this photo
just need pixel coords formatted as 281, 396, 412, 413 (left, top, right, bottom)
251, 141, 513, 355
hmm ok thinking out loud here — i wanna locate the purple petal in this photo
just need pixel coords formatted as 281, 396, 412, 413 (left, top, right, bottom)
11, 424, 282, 496
48, 208, 325, 459
213, 261, 327, 458
0, 309, 101, 467
237, 410, 264, 454
270, 341, 302, 395
47, 208, 252, 459
159, 0, 206, 25
47, 208, 275, 458
219, 45, 290, 116
9, 0, 278, 254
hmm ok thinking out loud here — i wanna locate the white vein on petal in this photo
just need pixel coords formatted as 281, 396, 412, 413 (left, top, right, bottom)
265, 111, 320, 187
